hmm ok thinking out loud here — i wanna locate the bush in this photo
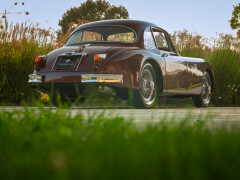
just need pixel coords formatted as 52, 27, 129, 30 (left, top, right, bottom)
0, 22, 54, 103
209, 49, 240, 105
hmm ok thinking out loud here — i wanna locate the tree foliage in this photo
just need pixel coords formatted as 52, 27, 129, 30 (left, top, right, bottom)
58, 0, 129, 35
230, 3, 240, 37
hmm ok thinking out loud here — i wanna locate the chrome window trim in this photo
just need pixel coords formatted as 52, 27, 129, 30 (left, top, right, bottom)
151, 26, 178, 53
150, 27, 171, 52
143, 27, 158, 50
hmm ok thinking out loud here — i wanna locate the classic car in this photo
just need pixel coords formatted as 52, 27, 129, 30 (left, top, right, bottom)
28, 19, 214, 108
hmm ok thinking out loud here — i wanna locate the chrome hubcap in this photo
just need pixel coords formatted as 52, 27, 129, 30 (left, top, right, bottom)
140, 68, 156, 106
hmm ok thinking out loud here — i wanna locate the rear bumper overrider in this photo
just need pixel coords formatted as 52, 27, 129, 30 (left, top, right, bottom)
28, 74, 123, 83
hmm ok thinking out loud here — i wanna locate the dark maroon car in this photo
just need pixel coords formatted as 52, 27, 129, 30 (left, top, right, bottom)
29, 19, 214, 108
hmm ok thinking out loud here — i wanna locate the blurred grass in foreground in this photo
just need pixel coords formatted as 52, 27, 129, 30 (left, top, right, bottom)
0, 107, 240, 179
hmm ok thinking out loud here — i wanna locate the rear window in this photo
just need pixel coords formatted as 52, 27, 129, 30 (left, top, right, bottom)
66, 26, 136, 45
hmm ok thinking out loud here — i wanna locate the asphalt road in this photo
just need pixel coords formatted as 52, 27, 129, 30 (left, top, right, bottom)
1, 107, 240, 126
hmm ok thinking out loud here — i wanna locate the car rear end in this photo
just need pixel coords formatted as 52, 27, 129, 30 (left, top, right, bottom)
29, 47, 124, 98
28, 23, 140, 98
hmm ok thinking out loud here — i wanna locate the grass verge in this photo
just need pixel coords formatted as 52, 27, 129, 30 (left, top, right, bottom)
0, 107, 240, 179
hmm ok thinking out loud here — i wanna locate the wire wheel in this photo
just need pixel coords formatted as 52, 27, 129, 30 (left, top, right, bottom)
201, 72, 212, 105
193, 71, 212, 107
140, 67, 156, 106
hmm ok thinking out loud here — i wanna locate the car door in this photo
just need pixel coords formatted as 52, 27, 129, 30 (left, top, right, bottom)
151, 28, 189, 94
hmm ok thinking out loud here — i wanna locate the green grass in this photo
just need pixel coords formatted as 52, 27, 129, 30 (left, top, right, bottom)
209, 49, 240, 105
0, 107, 240, 179
0, 22, 54, 103
0, 40, 53, 103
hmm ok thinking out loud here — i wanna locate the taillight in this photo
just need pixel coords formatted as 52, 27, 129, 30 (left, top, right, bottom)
92, 54, 107, 71
35, 56, 46, 71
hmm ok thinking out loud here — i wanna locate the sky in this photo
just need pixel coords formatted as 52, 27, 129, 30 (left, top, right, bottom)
0, 0, 239, 38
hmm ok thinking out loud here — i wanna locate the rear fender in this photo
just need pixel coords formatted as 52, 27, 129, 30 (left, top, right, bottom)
99, 50, 144, 89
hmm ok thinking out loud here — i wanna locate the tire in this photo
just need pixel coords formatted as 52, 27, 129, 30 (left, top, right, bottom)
193, 71, 212, 108
131, 63, 158, 108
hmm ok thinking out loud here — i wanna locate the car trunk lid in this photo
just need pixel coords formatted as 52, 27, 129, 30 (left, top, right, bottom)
49, 45, 112, 72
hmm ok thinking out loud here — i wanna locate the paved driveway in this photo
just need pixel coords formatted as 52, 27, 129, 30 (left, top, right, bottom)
1, 107, 239, 126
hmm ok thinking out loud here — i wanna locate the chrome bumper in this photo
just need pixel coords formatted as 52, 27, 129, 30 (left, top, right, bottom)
28, 74, 123, 83
28, 74, 42, 83
81, 74, 123, 83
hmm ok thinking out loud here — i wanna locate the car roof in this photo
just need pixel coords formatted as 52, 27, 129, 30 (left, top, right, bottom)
74, 19, 158, 30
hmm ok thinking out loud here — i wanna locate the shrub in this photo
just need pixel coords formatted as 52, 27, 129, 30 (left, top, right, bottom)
209, 49, 240, 105
0, 21, 55, 103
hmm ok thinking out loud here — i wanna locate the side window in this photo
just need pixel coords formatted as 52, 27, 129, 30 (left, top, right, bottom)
152, 29, 170, 51
107, 32, 135, 42
144, 27, 156, 49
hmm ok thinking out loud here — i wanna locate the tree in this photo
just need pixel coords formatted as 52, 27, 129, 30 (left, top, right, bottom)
58, 0, 129, 35
229, 3, 240, 38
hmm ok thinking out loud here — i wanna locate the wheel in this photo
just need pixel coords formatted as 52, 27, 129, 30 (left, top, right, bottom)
132, 63, 158, 108
193, 71, 212, 108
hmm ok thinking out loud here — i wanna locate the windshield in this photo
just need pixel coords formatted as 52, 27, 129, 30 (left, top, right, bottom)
66, 26, 136, 45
